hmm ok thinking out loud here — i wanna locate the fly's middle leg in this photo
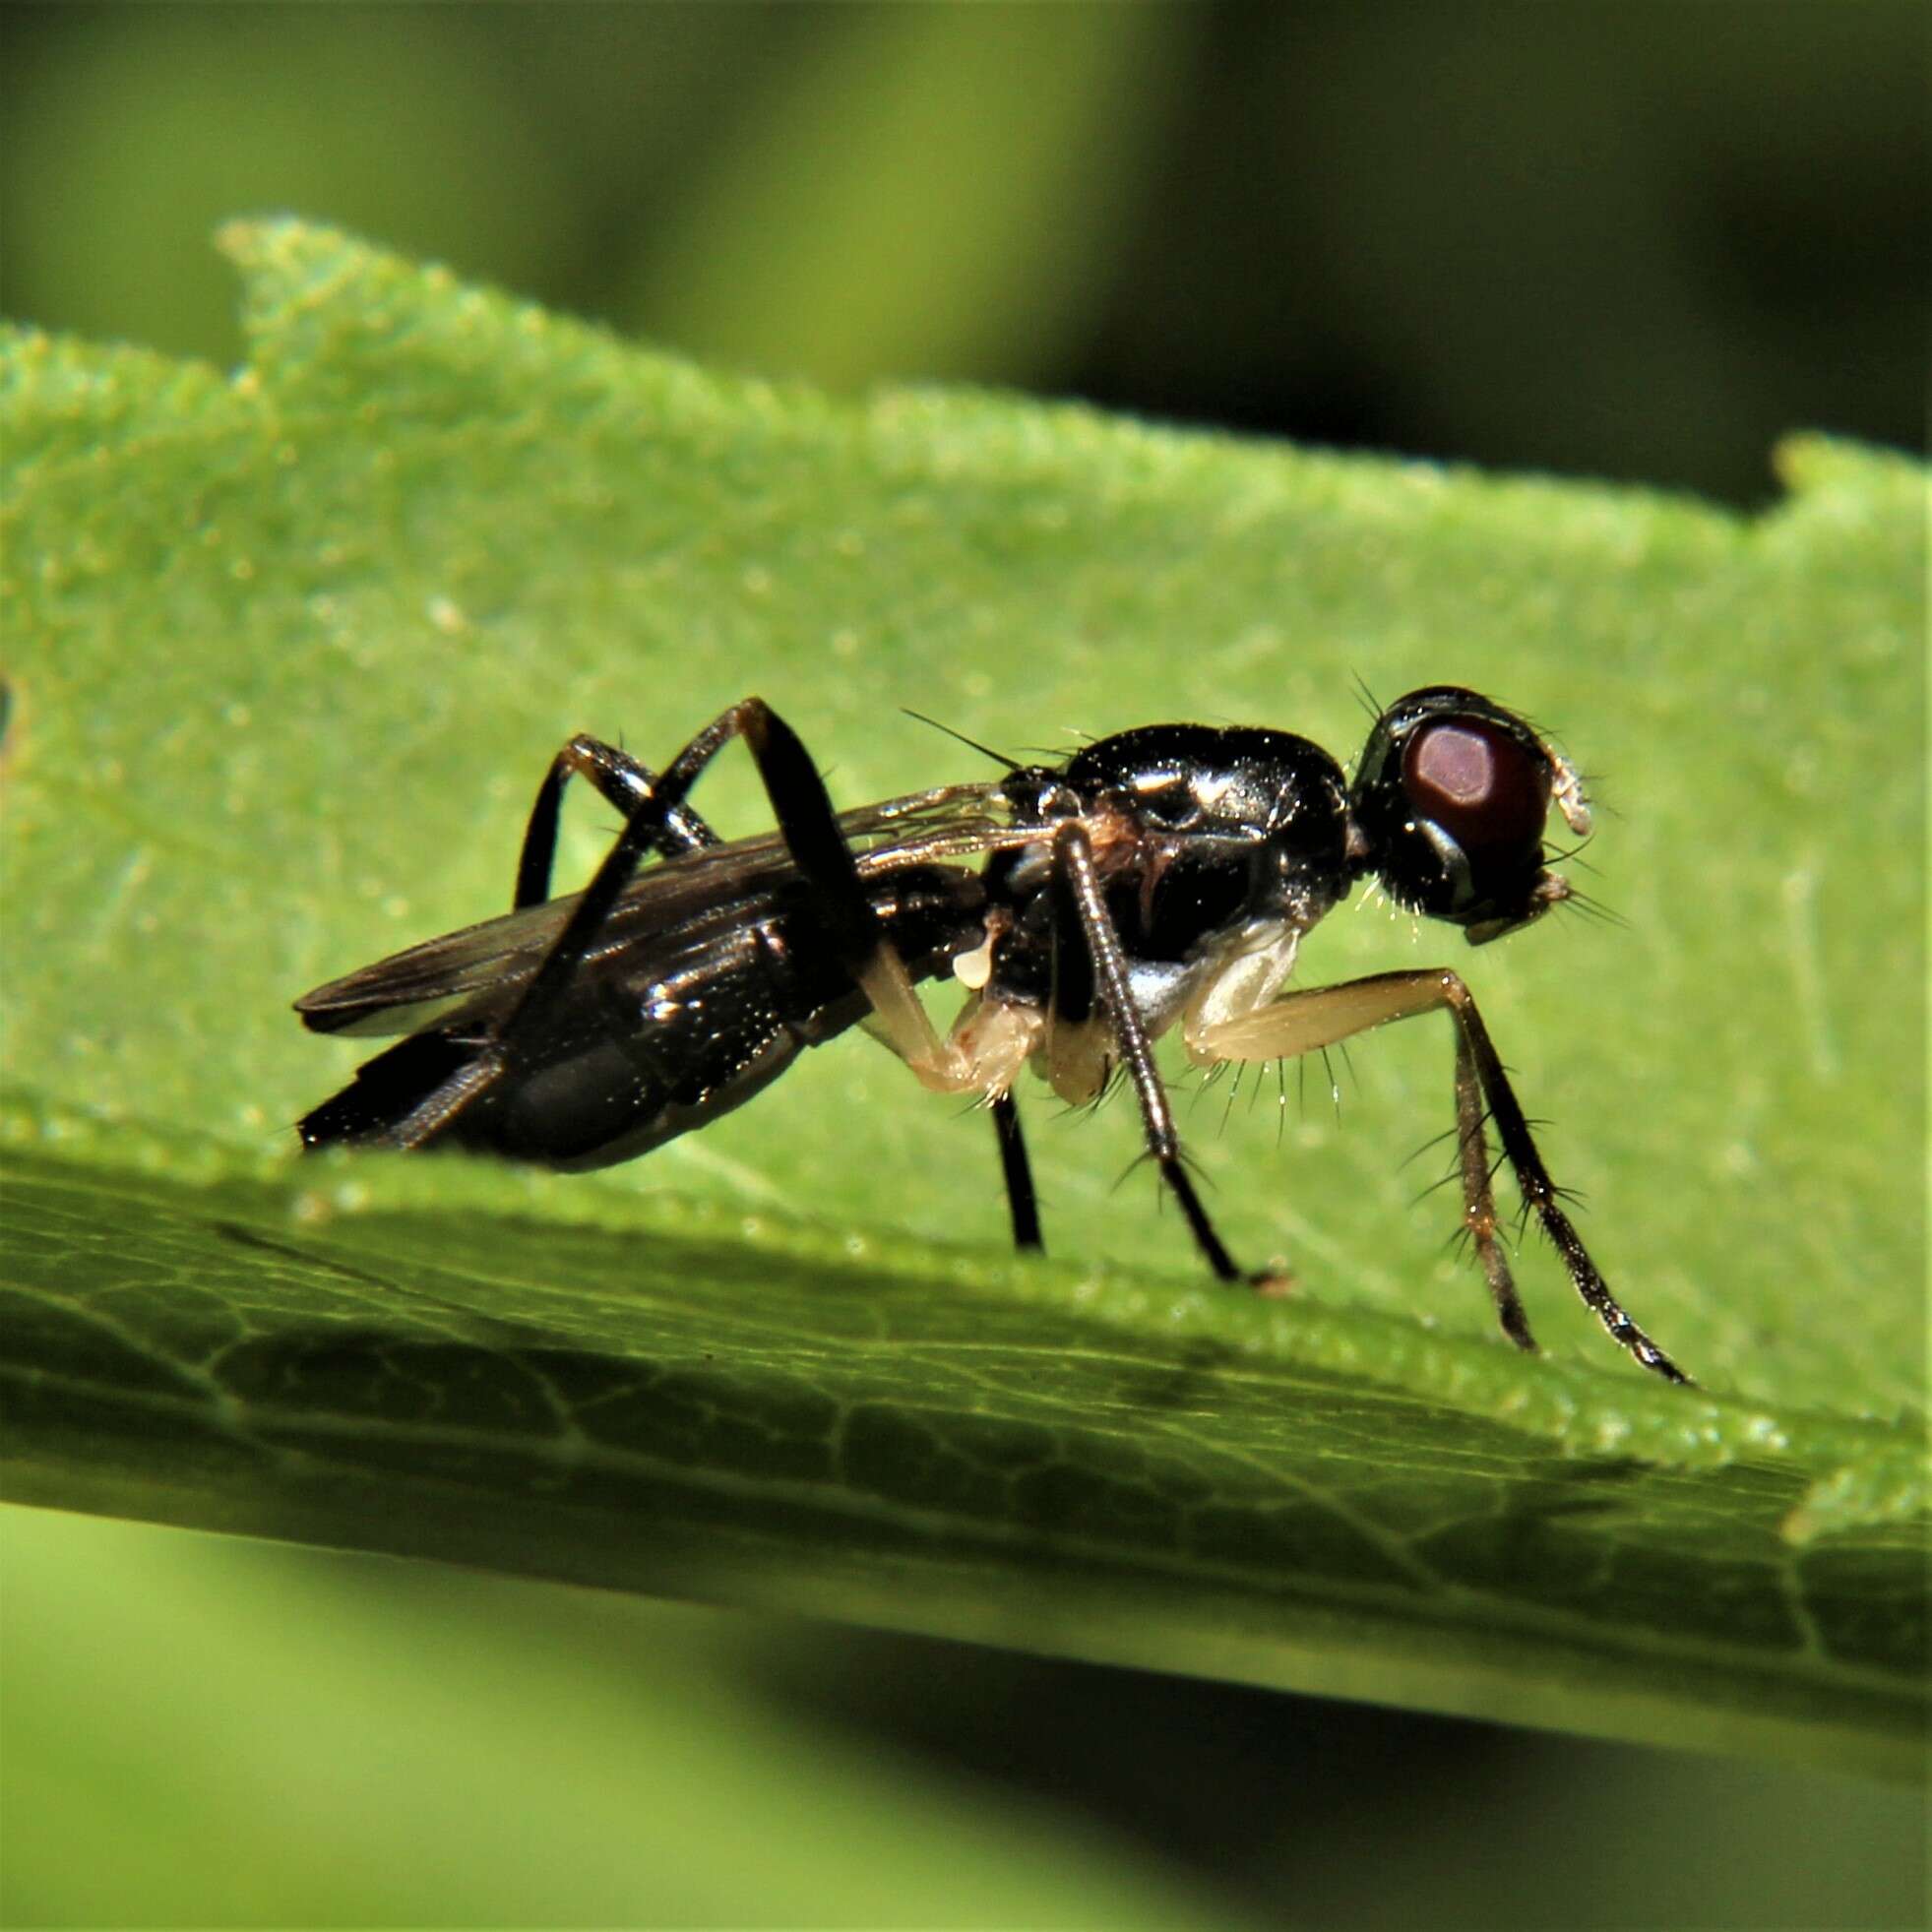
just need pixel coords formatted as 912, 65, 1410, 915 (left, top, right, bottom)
991, 1091, 1042, 1251
714, 703, 1060, 1259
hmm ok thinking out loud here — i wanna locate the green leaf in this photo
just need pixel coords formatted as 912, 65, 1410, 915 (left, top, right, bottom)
2, 220, 1924, 1779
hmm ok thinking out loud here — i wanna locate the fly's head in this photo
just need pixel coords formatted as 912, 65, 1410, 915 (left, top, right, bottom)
1348, 687, 1591, 946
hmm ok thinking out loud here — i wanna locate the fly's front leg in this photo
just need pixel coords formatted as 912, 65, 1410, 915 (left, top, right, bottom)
1450, 1020, 1537, 1355
1188, 969, 1688, 1382
514, 733, 722, 909
1053, 822, 1244, 1284
1449, 985, 1685, 1379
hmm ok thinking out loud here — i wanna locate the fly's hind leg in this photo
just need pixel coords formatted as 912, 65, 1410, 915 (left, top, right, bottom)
366, 701, 831, 1152
514, 733, 722, 909
682, 703, 1050, 1259
1188, 968, 1688, 1383
371, 699, 1037, 1260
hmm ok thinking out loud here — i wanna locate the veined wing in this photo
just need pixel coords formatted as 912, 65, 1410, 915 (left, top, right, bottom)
295, 781, 1025, 1037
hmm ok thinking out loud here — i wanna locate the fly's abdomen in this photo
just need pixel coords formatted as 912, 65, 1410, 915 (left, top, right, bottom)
469, 921, 864, 1169
299, 866, 984, 1170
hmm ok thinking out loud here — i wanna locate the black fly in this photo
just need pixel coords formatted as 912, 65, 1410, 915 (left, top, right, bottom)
296, 692, 1688, 1383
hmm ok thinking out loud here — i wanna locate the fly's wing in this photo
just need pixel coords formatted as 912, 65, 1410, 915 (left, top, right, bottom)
295, 782, 1020, 1038
297, 836, 798, 1037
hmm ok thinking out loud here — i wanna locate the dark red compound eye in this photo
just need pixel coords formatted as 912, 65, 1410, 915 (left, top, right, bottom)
1401, 716, 1550, 856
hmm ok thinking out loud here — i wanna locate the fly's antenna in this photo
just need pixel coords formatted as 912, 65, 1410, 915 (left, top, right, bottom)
1350, 670, 1385, 724
901, 709, 1021, 771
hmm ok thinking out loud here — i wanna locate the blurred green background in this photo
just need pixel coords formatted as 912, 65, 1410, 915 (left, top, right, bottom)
5, 2, 1922, 500
3, 4, 1924, 1925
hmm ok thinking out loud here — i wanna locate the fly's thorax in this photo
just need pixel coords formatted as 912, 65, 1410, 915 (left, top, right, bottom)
1059, 723, 1347, 842
974, 722, 1355, 1036
1074, 723, 1352, 970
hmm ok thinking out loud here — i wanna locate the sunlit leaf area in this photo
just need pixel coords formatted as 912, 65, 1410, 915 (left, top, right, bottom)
3, 11, 1924, 1927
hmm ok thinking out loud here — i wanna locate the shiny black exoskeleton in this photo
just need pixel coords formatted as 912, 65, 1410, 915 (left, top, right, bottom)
297, 691, 1686, 1382
977, 724, 1353, 1024
299, 859, 988, 1169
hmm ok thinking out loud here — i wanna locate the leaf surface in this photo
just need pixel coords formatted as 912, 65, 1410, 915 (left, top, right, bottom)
2, 222, 1923, 1777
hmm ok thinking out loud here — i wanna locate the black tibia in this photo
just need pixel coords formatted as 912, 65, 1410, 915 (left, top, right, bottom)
297, 1033, 494, 1156
732, 703, 884, 980
735, 703, 1049, 1248
515, 733, 720, 910
992, 1092, 1042, 1250
1443, 980, 1688, 1384
1451, 1019, 1537, 1354
361, 707, 772, 1152
1052, 822, 1242, 1284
